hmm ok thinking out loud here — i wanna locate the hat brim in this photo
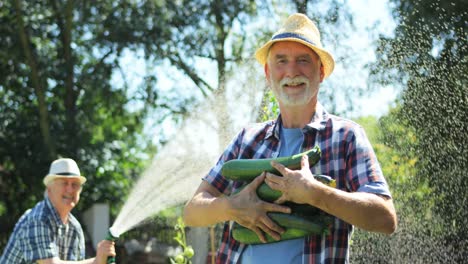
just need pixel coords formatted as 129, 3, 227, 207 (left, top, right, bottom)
43, 174, 87, 186
255, 38, 335, 79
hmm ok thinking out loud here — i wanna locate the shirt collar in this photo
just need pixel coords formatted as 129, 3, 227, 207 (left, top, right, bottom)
265, 102, 329, 138
45, 196, 67, 226
265, 117, 281, 140
304, 101, 329, 132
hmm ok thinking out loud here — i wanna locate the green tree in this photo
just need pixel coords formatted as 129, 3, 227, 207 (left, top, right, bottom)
132, 0, 259, 142
369, 0, 467, 261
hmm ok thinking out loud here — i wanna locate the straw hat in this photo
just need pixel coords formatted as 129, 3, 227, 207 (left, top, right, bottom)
255, 13, 335, 79
43, 158, 87, 186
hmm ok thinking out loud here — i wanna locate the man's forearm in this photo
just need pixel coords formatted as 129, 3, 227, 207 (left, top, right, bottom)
183, 192, 231, 227
310, 185, 397, 234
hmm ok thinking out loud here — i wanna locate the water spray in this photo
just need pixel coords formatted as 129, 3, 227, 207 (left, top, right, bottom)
106, 227, 119, 264
98, 77, 259, 262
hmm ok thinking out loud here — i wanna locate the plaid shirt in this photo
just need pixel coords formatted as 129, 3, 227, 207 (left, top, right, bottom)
204, 103, 391, 264
0, 197, 86, 263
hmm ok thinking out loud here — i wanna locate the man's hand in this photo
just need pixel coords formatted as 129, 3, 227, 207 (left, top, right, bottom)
94, 240, 116, 264
267, 154, 397, 234
266, 154, 322, 205
229, 173, 291, 243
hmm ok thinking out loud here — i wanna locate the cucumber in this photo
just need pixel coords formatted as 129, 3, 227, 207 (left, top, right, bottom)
232, 224, 310, 245
231, 175, 335, 203
256, 174, 336, 201
221, 146, 321, 181
256, 183, 282, 202
286, 202, 320, 216
267, 212, 329, 234
314, 174, 336, 188
231, 213, 330, 244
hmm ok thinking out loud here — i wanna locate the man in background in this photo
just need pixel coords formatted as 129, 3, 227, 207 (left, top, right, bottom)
0, 158, 115, 264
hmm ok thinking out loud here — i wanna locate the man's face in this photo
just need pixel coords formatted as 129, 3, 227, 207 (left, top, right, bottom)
265, 41, 324, 107
47, 178, 82, 213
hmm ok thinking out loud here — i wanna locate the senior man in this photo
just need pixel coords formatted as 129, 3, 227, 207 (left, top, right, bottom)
183, 13, 397, 264
1, 158, 115, 264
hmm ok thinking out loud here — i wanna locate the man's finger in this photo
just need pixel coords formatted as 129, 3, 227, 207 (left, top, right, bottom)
259, 220, 281, 241
274, 196, 287, 205
247, 172, 266, 190
265, 172, 282, 185
270, 161, 290, 175
301, 154, 310, 172
261, 196, 290, 211
253, 227, 267, 243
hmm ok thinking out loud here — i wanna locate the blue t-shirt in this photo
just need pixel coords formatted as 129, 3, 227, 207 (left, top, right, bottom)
240, 126, 305, 264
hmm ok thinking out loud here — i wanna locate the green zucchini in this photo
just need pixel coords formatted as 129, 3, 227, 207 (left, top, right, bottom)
286, 202, 320, 216
231, 175, 335, 203
230, 182, 282, 202
314, 174, 336, 188
284, 204, 334, 225
256, 183, 282, 202
232, 224, 310, 245
221, 146, 321, 181
231, 212, 330, 244
256, 174, 335, 201
267, 212, 329, 234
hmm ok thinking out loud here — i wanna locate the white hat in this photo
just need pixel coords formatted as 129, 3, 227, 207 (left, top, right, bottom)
43, 158, 87, 186
254, 13, 335, 79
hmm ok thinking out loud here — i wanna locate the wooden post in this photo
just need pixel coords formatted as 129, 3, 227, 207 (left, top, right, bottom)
210, 225, 215, 264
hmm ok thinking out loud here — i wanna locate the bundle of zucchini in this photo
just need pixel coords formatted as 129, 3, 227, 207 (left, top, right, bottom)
221, 146, 336, 244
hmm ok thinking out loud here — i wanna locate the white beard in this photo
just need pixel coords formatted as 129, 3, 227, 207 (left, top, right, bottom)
271, 76, 316, 106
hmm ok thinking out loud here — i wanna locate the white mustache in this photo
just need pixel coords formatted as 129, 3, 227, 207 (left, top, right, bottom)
279, 76, 310, 87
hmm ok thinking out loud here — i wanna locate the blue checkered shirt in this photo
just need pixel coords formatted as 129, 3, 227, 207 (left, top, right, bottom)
204, 102, 391, 264
0, 196, 86, 263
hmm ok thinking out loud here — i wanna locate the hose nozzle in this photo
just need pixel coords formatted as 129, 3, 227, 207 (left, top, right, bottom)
106, 228, 119, 264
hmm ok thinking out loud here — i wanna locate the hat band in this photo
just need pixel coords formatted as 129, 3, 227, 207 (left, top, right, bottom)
54, 172, 80, 176
272, 32, 317, 47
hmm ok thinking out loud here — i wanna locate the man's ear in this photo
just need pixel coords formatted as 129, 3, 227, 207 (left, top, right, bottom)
264, 63, 271, 86
319, 65, 325, 83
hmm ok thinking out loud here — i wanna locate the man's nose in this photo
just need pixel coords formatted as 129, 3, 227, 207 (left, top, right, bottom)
66, 184, 75, 192
284, 62, 301, 78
